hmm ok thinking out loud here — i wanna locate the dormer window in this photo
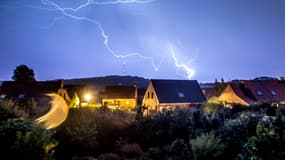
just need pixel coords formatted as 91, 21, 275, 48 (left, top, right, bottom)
256, 91, 263, 96
271, 91, 277, 96
178, 92, 184, 98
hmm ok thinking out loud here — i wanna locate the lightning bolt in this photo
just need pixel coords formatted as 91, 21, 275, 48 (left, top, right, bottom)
169, 44, 195, 80
1, 0, 197, 79
39, 0, 163, 71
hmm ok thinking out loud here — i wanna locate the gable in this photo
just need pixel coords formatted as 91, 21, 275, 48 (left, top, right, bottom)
219, 84, 250, 106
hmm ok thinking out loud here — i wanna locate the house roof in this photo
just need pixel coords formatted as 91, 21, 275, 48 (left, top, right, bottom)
0, 80, 63, 98
227, 80, 285, 104
243, 80, 285, 103
202, 87, 216, 99
103, 85, 137, 99
151, 79, 206, 103
229, 83, 256, 104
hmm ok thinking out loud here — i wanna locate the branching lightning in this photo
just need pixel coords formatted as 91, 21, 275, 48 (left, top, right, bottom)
1, 0, 197, 79
40, 0, 163, 71
169, 44, 195, 80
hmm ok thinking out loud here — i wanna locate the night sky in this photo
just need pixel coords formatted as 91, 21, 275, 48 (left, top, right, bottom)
1, 0, 285, 82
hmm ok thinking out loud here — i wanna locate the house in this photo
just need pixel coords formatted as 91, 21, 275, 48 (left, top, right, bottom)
218, 79, 285, 106
0, 80, 70, 102
142, 79, 206, 112
0, 80, 71, 118
102, 85, 137, 110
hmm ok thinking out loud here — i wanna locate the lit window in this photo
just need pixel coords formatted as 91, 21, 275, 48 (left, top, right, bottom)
178, 92, 184, 98
126, 101, 130, 105
271, 91, 277, 96
256, 91, 263, 96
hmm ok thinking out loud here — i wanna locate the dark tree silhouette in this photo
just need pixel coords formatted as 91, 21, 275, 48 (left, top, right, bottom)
12, 64, 36, 82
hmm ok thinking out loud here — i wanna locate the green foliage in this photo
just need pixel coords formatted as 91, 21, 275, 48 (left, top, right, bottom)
13, 126, 58, 160
238, 111, 285, 160
190, 132, 224, 160
134, 108, 193, 149
0, 101, 16, 122
59, 108, 98, 150
144, 139, 191, 160
203, 102, 224, 118
12, 64, 36, 82
0, 119, 58, 160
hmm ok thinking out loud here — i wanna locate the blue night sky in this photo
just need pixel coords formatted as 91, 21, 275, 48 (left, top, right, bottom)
1, 0, 285, 82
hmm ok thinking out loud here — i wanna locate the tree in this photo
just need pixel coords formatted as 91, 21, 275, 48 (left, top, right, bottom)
12, 64, 36, 82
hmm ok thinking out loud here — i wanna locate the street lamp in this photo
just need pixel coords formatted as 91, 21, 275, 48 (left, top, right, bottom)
84, 93, 91, 103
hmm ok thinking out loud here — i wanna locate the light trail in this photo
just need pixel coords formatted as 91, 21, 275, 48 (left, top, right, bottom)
36, 93, 69, 129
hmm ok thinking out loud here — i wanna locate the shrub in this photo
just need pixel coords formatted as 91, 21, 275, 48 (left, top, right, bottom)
120, 143, 143, 160
0, 101, 17, 122
144, 139, 191, 160
238, 111, 285, 160
0, 119, 58, 160
190, 132, 224, 160
203, 102, 224, 118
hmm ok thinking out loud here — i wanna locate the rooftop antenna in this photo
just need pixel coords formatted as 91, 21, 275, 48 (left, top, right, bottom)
121, 60, 127, 75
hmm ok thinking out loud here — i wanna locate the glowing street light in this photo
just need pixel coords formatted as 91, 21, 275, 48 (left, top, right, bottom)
84, 93, 91, 103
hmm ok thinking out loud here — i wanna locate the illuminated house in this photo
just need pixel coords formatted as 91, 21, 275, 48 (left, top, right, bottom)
102, 85, 137, 110
219, 79, 285, 106
142, 79, 206, 112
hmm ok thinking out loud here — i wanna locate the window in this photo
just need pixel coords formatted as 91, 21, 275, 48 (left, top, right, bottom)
151, 92, 154, 99
147, 92, 150, 98
271, 91, 277, 96
178, 92, 184, 98
256, 91, 263, 96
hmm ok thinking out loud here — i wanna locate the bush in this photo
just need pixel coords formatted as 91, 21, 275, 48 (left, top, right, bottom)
238, 110, 285, 160
0, 119, 58, 160
0, 101, 17, 122
144, 139, 191, 160
190, 132, 224, 160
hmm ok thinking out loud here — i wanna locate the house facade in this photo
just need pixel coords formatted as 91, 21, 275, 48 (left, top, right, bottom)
142, 79, 206, 112
219, 79, 285, 106
102, 85, 137, 110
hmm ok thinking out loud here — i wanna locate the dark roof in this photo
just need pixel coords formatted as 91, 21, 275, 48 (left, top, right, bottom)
202, 87, 216, 99
103, 86, 137, 99
0, 80, 63, 98
229, 83, 256, 104
243, 80, 285, 103
228, 80, 285, 104
151, 79, 206, 103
